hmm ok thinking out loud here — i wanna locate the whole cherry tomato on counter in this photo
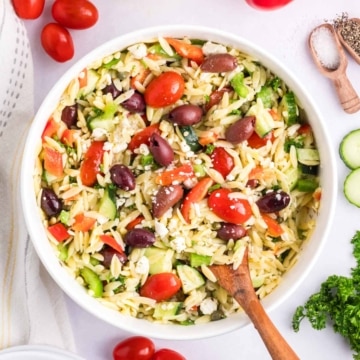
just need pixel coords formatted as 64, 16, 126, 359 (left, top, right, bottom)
140, 273, 182, 301
52, 0, 99, 30
41, 23, 74, 62
113, 336, 155, 360
152, 349, 187, 360
12, 0, 45, 19
144, 72, 185, 108
245, 0, 292, 10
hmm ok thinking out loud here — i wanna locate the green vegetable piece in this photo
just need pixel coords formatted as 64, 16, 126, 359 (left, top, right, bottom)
189, 253, 212, 267
141, 154, 155, 167
98, 186, 117, 220
296, 148, 320, 166
193, 164, 206, 178
153, 301, 182, 320
344, 168, 360, 207
80, 267, 103, 298
296, 178, 318, 193
280, 92, 298, 125
78, 69, 99, 98
59, 210, 70, 225
177, 264, 205, 294
57, 243, 68, 262
339, 129, 360, 170
102, 57, 120, 69
144, 247, 174, 274
88, 102, 118, 132
257, 86, 277, 108
179, 126, 202, 152
230, 72, 249, 98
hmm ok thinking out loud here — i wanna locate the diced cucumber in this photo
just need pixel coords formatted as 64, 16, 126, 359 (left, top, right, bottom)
296, 148, 320, 166
57, 243, 68, 261
297, 178, 318, 193
284, 166, 299, 191
344, 168, 360, 207
43, 170, 59, 184
280, 92, 298, 125
299, 163, 319, 175
247, 101, 275, 137
189, 253, 211, 267
153, 302, 182, 320
80, 267, 103, 297
176, 264, 205, 294
98, 186, 117, 220
144, 247, 174, 274
88, 102, 118, 132
257, 85, 276, 108
230, 72, 249, 98
78, 69, 100, 97
339, 129, 360, 169
179, 126, 202, 152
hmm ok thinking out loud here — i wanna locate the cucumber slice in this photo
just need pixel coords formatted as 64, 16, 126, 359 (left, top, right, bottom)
296, 148, 320, 166
179, 126, 202, 152
339, 129, 360, 169
80, 267, 103, 297
284, 166, 299, 191
189, 253, 211, 267
98, 186, 117, 220
176, 264, 205, 294
297, 178, 318, 193
344, 168, 360, 207
144, 247, 174, 274
280, 92, 298, 125
153, 301, 182, 320
88, 102, 118, 132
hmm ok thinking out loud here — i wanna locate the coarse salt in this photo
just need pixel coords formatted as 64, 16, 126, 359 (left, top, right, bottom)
311, 26, 340, 70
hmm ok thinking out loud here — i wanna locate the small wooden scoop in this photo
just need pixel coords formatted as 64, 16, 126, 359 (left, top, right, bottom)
209, 248, 299, 360
336, 18, 360, 65
308, 23, 360, 114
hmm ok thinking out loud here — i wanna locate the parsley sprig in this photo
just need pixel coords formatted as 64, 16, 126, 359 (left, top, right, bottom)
292, 231, 360, 359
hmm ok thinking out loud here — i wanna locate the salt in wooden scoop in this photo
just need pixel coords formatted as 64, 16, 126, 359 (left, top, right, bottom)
309, 23, 360, 114
209, 248, 299, 360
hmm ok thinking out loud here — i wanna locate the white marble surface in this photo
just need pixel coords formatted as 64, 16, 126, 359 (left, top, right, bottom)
24, 1, 360, 359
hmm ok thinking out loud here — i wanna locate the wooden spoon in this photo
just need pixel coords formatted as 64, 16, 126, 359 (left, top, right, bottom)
308, 23, 360, 114
209, 248, 299, 360
336, 18, 360, 65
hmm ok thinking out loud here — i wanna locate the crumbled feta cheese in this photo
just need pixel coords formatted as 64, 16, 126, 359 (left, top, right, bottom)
202, 41, 227, 56
92, 127, 107, 139
96, 215, 108, 225
103, 142, 113, 151
128, 43, 147, 59
116, 198, 126, 208
112, 143, 127, 153
200, 298, 218, 315
171, 236, 186, 253
135, 256, 149, 275
155, 221, 169, 238
137, 143, 150, 155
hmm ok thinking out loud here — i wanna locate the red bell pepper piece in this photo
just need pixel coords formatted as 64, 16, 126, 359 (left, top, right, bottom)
165, 37, 204, 65
99, 234, 124, 254
43, 146, 63, 177
155, 163, 195, 186
48, 222, 69, 242
262, 214, 284, 237
72, 213, 96, 232
127, 124, 160, 152
80, 141, 105, 187
42, 117, 59, 141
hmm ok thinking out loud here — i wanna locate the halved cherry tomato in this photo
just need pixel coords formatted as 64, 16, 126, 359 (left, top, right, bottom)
52, 0, 98, 30
245, 0, 292, 10
12, 0, 45, 19
165, 37, 204, 65
155, 163, 195, 186
140, 273, 181, 301
247, 131, 274, 149
48, 223, 69, 242
41, 23, 74, 63
72, 213, 96, 232
144, 72, 185, 108
262, 214, 284, 237
152, 349, 187, 360
99, 234, 124, 254
208, 188, 252, 224
113, 336, 155, 360
128, 124, 160, 152
80, 141, 105, 187
43, 147, 63, 178
210, 147, 235, 178
181, 177, 213, 223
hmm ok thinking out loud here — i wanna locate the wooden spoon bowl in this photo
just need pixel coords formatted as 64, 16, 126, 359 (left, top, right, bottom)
336, 18, 360, 65
209, 248, 299, 360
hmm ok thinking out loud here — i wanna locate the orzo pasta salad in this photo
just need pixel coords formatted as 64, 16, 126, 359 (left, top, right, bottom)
36, 36, 321, 325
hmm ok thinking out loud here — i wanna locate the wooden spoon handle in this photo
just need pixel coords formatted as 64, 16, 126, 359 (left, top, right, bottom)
332, 74, 360, 114
236, 296, 299, 360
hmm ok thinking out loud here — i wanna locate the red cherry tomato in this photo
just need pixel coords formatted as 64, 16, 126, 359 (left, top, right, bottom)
41, 23, 74, 62
144, 72, 185, 108
52, 0, 98, 30
210, 147, 235, 178
80, 141, 105, 186
245, 0, 292, 10
140, 273, 181, 301
12, 0, 45, 19
113, 336, 155, 360
128, 124, 161, 152
152, 348, 187, 360
208, 188, 252, 224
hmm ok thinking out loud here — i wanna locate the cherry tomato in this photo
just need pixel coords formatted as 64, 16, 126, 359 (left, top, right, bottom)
208, 188, 252, 224
52, 0, 98, 30
113, 336, 155, 360
152, 349, 187, 360
41, 23, 74, 62
144, 72, 185, 108
245, 0, 292, 10
128, 124, 161, 152
80, 141, 105, 187
210, 147, 235, 178
140, 273, 181, 301
12, 0, 45, 19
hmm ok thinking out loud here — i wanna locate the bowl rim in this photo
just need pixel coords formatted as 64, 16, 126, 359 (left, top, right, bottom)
20, 24, 337, 340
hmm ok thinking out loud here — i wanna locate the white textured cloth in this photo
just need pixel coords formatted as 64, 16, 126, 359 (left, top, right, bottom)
0, 0, 75, 352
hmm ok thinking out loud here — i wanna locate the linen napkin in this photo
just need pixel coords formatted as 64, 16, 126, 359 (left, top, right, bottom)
0, 0, 75, 352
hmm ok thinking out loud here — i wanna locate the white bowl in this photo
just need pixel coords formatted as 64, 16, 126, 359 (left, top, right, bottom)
20, 25, 337, 340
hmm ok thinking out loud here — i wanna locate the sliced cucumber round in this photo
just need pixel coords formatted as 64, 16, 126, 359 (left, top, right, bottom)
344, 168, 360, 207
339, 129, 360, 169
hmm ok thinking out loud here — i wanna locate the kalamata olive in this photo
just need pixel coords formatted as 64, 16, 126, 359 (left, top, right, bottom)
110, 164, 136, 191
61, 104, 78, 128
168, 104, 203, 126
100, 246, 127, 268
246, 179, 260, 188
256, 190, 290, 213
152, 185, 184, 218
122, 92, 146, 113
225, 116, 256, 144
124, 228, 155, 248
102, 81, 121, 99
216, 223, 247, 241
149, 133, 174, 167
40, 188, 62, 217
200, 53, 237, 73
